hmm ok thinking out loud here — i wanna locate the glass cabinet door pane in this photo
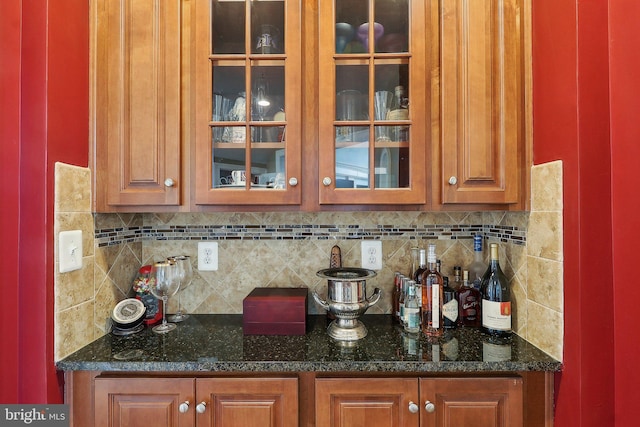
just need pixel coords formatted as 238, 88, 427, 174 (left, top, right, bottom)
213, 148, 247, 188
251, 1, 285, 54
250, 147, 285, 189
212, 1, 246, 54
250, 66, 284, 125
335, 137, 370, 188
212, 66, 246, 144
374, 0, 409, 53
335, 0, 369, 54
335, 65, 369, 120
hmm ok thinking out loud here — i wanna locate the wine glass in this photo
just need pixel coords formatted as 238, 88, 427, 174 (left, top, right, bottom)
148, 261, 181, 334
166, 255, 193, 322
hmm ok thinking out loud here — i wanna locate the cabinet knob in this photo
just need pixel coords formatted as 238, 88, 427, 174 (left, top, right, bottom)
196, 402, 207, 414
448, 176, 457, 185
164, 178, 176, 187
322, 177, 332, 186
408, 401, 419, 414
178, 401, 190, 413
288, 177, 298, 187
424, 400, 435, 413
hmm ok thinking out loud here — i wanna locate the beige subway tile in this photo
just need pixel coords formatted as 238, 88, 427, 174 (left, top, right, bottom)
527, 301, 563, 361
55, 257, 95, 312
54, 162, 91, 213
527, 256, 563, 312
55, 300, 95, 361
531, 160, 563, 212
527, 211, 563, 261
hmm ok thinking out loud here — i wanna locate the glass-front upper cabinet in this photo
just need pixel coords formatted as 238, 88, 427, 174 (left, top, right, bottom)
194, 0, 301, 205
318, 0, 428, 204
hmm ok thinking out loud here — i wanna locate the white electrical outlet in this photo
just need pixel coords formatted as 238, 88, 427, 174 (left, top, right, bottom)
361, 240, 383, 270
198, 242, 218, 271
59, 230, 83, 273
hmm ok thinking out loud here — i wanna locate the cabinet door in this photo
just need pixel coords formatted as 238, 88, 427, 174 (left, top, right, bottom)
419, 377, 523, 427
438, 0, 524, 205
316, 378, 419, 427
193, 0, 302, 206
95, 0, 182, 209
318, 0, 428, 205
195, 377, 298, 427
94, 377, 195, 427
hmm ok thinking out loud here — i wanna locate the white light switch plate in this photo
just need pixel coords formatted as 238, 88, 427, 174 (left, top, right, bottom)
361, 240, 383, 270
59, 230, 83, 273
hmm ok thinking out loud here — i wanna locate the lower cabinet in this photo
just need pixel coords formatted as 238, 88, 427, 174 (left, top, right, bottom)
93, 376, 298, 427
70, 371, 548, 427
315, 377, 523, 427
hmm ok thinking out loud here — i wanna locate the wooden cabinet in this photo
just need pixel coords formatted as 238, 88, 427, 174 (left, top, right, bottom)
94, 0, 183, 210
434, 0, 528, 206
94, 377, 194, 427
317, 0, 428, 205
69, 371, 549, 427
196, 378, 298, 427
192, 0, 303, 206
420, 377, 523, 427
316, 378, 419, 427
315, 377, 523, 427
91, 0, 531, 211
93, 376, 298, 427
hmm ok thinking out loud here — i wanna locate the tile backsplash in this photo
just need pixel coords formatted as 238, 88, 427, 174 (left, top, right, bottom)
54, 162, 563, 361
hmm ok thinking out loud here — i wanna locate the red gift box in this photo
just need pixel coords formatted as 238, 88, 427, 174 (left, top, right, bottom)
243, 287, 308, 335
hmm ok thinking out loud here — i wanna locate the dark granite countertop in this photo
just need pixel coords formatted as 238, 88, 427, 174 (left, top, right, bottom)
56, 315, 561, 373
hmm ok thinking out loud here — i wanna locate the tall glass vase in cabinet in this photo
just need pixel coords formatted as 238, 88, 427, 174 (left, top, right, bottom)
193, 0, 302, 206
318, 0, 429, 205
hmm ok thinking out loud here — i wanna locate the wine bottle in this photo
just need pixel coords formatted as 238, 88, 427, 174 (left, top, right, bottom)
467, 235, 487, 290
421, 244, 443, 337
403, 280, 421, 334
480, 243, 512, 336
451, 266, 462, 291
458, 270, 481, 327
442, 276, 458, 329
413, 248, 427, 284
392, 272, 403, 323
409, 246, 420, 277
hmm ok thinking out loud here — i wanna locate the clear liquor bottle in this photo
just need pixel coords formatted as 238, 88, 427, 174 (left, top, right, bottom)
421, 244, 443, 337
467, 235, 487, 290
480, 243, 512, 337
403, 281, 421, 334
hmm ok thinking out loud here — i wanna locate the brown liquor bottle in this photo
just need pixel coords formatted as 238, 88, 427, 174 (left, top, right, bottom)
458, 270, 481, 327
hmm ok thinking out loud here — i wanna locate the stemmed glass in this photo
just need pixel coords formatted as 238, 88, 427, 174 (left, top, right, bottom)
167, 255, 193, 322
148, 261, 181, 334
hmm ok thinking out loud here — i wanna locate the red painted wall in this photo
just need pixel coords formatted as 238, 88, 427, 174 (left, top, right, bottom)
1, 0, 88, 403
2, 1, 637, 424
0, 0, 22, 403
533, 0, 619, 426
609, 1, 640, 426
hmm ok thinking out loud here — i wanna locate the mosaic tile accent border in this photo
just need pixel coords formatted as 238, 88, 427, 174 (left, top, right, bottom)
95, 223, 526, 247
